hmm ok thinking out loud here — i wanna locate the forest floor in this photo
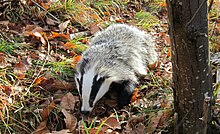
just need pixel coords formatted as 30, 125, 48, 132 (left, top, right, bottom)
0, 0, 220, 134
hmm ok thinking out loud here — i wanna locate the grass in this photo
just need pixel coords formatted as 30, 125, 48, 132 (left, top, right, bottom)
135, 10, 160, 29
0, 40, 19, 54
47, 59, 75, 80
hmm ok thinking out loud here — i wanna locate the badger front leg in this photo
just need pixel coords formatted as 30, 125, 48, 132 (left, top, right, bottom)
118, 81, 136, 108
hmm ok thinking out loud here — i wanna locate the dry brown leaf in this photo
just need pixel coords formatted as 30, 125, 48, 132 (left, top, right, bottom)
147, 111, 163, 133
33, 31, 47, 45
0, 21, 9, 26
104, 117, 121, 130
49, 32, 69, 40
148, 61, 161, 69
53, 80, 75, 90
33, 120, 50, 134
0, 85, 12, 96
61, 109, 77, 132
41, 79, 75, 91
128, 115, 145, 128
132, 123, 146, 134
34, 77, 47, 85
131, 89, 139, 103
167, 48, 171, 57
41, 102, 56, 121
48, 129, 71, 134
63, 42, 75, 50
158, 109, 172, 127
14, 61, 27, 79
73, 55, 81, 64
0, 52, 5, 61
59, 20, 70, 32
46, 17, 57, 26
89, 128, 104, 134
61, 92, 76, 111
89, 24, 100, 35
165, 36, 171, 45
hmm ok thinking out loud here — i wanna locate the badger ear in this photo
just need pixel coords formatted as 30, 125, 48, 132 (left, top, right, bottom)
110, 80, 135, 108
118, 81, 135, 108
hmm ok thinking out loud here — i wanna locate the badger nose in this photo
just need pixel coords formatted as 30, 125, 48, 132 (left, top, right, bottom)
81, 111, 90, 115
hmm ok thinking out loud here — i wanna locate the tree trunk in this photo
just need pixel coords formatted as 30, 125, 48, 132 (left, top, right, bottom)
166, 0, 212, 133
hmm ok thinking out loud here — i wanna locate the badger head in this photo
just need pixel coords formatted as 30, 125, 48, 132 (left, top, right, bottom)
75, 58, 113, 114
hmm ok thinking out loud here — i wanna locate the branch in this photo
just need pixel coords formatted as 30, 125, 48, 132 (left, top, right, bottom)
31, 0, 60, 23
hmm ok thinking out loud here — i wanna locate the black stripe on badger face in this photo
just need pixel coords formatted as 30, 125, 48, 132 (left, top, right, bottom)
76, 58, 89, 96
89, 75, 105, 107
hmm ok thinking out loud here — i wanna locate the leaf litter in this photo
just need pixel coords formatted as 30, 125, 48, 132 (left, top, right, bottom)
0, 0, 219, 133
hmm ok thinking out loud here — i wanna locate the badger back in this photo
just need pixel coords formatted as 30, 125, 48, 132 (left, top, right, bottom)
90, 24, 158, 75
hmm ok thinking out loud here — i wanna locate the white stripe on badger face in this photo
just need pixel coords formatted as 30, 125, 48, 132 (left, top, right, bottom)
75, 73, 81, 96
92, 79, 112, 107
81, 65, 96, 112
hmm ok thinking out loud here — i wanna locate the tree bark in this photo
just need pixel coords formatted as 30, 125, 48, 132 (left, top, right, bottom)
166, 0, 212, 133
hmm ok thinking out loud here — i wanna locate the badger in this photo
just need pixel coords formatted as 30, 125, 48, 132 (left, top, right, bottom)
75, 24, 157, 114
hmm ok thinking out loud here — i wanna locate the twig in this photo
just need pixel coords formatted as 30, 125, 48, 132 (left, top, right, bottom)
208, 0, 214, 12
31, 0, 60, 23
186, 0, 207, 27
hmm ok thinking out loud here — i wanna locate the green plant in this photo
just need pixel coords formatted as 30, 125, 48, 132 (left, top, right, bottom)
135, 10, 159, 29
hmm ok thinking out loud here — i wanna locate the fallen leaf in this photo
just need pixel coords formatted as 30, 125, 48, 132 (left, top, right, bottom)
128, 115, 145, 128
34, 77, 47, 85
46, 17, 57, 25
158, 109, 172, 128
133, 123, 146, 134
49, 129, 71, 134
33, 120, 50, 134
148, 61, 161, 69
49, 32, 69, 40
33, 31, 47, 45
41, 79, 75, 91
89, 24, 100, 34
167, 48, 171, 57
0, 85, 12, 96
59, 20, 70, 32
62, 109, 77, 132
0, 21, 9, 26
104, 117, 121, 130
89, 128, 104, 134
41, 102, 56, 121
147, 111, 163, 133
160, 1, 167, 7
131, 89, 139, 103
0, 52, 5, 61
53, 90, 65, 104
165, 36, 171, 45
73, 55, 81, 63
64, 42, 75, 50
53, 80, 75, 90
41, 2, 50, 10
14, 62, 27, 79
61, 92, 76, 111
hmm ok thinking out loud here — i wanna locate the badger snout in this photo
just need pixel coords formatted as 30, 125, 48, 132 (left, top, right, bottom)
81, 110, 90, 115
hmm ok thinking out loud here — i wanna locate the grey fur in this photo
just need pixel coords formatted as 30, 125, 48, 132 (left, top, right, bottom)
75, 24, 158, 112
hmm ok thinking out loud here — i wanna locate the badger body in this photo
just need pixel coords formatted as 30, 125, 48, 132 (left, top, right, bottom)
75, 24, 157, 114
